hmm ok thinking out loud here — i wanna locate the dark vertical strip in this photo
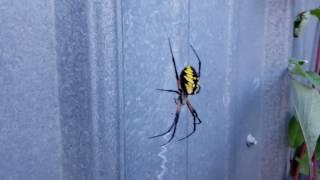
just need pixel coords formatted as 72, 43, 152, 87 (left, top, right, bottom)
88, 0, 122, 179
311, 25, 320, 73
54, 0, 94, 179
224, 1, 238, 179
116, 0, 126, 179
261, 0, 291, 179
186, 1, 191, 180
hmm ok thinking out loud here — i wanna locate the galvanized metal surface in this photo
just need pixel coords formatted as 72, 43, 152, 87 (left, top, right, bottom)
1, 0, 316, 179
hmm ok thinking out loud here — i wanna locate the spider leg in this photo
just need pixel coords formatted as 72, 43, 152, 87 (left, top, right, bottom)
190, 45, 201, 77
178, 121, 196, 142
177, 100, 201, 141
148, 118, 176, 139
161, 105, 181, 146
168, 38, 181, 90
149, 104, 181, 145
186, 100, 201, 124
156, 88, 180, 94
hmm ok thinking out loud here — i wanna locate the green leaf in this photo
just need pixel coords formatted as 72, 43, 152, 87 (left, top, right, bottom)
294, 11, 311, 38
315, 136, 320, 160
294, 8, 320, 38
305, 71, 320, 86
288, 116, 305, 148
289, 59, 306, 75
295, 153, 309, 176
289, 59, 320, 86
289, 59, 306, 77
310, 8, 320, 21
291, 80, 320, 161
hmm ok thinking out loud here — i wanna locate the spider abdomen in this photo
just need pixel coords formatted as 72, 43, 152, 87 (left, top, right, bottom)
180, 65, 200, 95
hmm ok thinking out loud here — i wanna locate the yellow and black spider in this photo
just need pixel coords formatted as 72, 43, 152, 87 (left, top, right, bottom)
149, 38, 202, 146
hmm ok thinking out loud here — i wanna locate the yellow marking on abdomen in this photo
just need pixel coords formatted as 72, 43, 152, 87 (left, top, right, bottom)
184, 75, 194, 83
184, 67, 194, 75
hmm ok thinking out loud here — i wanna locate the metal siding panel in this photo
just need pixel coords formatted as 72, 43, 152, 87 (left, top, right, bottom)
54, 0, 94, 179
228, 1, 266, 180
0, 0, 62, 179
88, 0, 121, 179
0, 0, 301, 179
188, 0, 234, 179
121, 1, 189, 179
261, 0, 291, 179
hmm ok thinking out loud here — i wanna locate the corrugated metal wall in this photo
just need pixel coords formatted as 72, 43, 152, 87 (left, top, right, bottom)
1, 0, 318, 179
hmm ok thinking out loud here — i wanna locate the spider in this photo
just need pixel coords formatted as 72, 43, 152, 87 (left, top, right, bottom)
149, 38, 202, 146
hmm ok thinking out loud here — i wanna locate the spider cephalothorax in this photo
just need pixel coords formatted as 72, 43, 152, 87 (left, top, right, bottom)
149, 38, 202, 146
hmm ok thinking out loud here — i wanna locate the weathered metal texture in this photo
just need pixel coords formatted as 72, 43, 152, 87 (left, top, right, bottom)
0, 0, 299, 179
0, 0, 62, 180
